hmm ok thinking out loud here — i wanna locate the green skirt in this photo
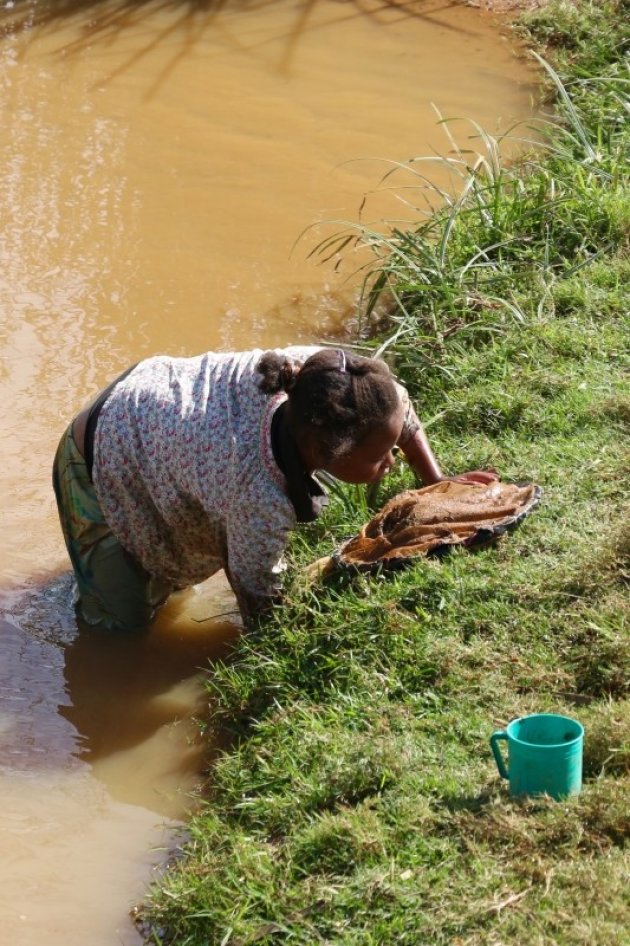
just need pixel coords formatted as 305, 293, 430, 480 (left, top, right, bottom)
52, 424, 173, 631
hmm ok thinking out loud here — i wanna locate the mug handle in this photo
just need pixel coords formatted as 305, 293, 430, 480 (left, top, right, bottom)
490, 730, 509, 780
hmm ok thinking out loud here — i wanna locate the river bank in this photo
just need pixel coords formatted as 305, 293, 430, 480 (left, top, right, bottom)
140, 1, 628, 943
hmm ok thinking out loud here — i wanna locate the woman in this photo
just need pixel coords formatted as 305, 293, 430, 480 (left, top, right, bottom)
53, 345, 494, 630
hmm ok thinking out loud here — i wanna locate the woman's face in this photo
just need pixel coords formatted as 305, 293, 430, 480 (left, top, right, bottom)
321, 404, 404, 485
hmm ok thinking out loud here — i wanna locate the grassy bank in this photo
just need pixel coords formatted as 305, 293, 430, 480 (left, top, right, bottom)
141, 2, 629, 943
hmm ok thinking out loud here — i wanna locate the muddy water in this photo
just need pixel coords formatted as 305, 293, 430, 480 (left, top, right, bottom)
0, 1, 536, 943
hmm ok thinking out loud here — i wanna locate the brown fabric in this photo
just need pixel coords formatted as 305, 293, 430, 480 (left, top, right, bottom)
336, 480, 540, 569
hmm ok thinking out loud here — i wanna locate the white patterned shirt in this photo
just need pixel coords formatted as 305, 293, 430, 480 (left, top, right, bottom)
92, 347, 419, 617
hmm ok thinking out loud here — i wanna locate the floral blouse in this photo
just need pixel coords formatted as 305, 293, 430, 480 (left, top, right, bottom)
92, 347, 420, 618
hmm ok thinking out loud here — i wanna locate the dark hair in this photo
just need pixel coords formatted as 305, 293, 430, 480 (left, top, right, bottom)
257, 348, 399, 462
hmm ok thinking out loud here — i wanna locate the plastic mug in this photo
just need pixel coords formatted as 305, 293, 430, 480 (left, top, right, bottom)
490, 713, 584, 799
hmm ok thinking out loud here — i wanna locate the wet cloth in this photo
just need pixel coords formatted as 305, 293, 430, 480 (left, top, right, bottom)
52, 425, 174, 630
334, 480, 541, 571
68, 347, 421, 620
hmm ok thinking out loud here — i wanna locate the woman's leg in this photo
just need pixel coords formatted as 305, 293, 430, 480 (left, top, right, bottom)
52, 425, 173, 631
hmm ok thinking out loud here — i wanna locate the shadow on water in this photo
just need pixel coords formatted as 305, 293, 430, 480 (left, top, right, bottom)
60, 604, 238, 764
0, 0, 472, 59
0, 573, 240, 939
0, 0, 465, 105
1, 569, 240, 810
0, 0, 467, 35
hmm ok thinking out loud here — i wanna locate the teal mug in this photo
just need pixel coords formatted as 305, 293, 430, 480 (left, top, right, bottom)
490, 713, 584, 799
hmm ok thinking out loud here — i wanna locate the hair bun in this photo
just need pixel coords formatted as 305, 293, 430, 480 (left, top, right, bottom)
280, 362, 297, 393
257, 351, 298, 394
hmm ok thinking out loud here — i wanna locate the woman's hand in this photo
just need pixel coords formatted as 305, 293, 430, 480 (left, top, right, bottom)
447, 469, 500, 485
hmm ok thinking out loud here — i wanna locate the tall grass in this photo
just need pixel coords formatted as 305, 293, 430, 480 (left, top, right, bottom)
139, 2, 629, 944
309, 59, 628, 383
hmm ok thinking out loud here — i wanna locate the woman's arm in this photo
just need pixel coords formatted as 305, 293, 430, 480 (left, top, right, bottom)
224, 489, 297, 625
399, 424, 499, 486
398, 425, 443, 484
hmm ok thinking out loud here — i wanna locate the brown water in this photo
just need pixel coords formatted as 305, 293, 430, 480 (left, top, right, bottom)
0, 1, 536, 942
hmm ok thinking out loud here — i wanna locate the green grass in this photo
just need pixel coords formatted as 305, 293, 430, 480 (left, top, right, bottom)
139, 2, 629, 943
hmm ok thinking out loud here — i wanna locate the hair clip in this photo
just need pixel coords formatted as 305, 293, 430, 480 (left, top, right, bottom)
338, 349, 346, 373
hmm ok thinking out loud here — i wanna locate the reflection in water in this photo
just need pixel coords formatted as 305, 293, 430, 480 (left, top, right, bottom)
60, 589, 239, 814
0, 575, 238, 945
1, 575, 238, 813
0, 0, 537, 942
0, 615, 156, 946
